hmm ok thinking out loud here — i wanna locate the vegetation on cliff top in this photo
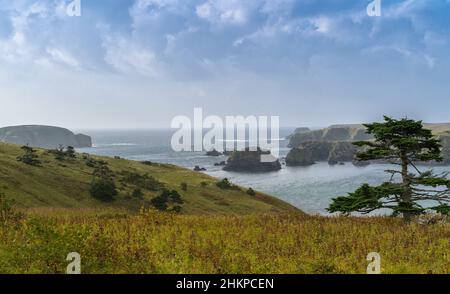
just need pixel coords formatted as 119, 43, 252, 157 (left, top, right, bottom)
0, 142, 299, 215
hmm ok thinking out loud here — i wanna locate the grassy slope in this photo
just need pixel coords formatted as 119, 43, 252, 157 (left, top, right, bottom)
0, 142, 300, 215
0, 212, 448, 274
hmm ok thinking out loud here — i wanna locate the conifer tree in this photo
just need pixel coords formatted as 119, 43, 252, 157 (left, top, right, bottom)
328, 116, 450, 221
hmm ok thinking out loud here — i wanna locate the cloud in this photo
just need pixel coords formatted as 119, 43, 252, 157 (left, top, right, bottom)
364, 45, 436, 69
102, 35, 162, 77
0, 1, 48, 63
46, 47, 80, 68
310, 16, 331, 34
384, 0, 428, 19
196, 0, 252, 25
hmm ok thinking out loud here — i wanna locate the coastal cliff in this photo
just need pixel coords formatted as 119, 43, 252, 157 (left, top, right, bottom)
288, 125, 373, 148
287, 124, 450, 165
0, 125, 92, 149
286, 141, 359, 166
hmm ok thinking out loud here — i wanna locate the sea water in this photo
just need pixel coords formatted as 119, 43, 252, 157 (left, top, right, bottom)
76, 129, 450, 215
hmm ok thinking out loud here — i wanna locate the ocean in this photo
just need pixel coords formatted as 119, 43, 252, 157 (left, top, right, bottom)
76, 129, 450, 215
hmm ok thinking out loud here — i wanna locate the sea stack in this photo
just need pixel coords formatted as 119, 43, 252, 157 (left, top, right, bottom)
223, 148, 281, 172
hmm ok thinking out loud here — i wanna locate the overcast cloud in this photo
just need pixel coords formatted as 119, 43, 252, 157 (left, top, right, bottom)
1, 0, 450, 128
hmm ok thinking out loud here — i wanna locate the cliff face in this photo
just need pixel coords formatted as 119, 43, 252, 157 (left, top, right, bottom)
223, 149, 281, 172
0, 125, 92, 149
288, 126, 372, 148
286, 142, 359, 166
287, 124, 450, 165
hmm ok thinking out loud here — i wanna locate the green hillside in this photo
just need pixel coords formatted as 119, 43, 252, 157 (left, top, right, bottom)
0, 142, 300, 215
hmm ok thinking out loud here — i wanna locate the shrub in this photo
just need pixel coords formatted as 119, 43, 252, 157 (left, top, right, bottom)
17, 145, 41, 166
131, 188, 144, 199
246, 188, 256, 196
120, 171, 164, 191
84, 156, 107, 168
89, 178, 117, 202
180, 182, 188, 191
150, 189, 184, 212
49, 145, 66, 161
90, 163, 117, 202
200, 182, 208, 188
65, 146, 76, 158
48, 145, 76, 161
216, 178, 239, 190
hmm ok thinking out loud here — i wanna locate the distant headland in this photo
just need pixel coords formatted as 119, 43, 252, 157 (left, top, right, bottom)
0, 125, 92, 149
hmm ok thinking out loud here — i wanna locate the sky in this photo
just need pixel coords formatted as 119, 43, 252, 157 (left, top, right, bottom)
1, 0, 450, 129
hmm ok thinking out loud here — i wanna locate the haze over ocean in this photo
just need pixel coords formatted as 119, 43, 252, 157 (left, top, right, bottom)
77, 128, 450, 214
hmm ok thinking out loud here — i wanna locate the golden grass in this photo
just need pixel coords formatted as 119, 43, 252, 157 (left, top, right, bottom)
0, 209, 448, 274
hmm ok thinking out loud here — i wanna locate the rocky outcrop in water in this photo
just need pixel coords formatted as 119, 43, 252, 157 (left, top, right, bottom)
223, 149, 281, 172
286, 142, 359, 166
206, 149, 222, 156
285, 147, 316, 166
194, 166, 207, 171
0, 125, 92, 149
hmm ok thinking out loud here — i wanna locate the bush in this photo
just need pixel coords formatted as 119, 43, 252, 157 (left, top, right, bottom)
49, 145, 66, 161
180, 182, 188, 191
200, 182, 208, 188
65, 146, 76, 158
85, 158, 97, 167
131, 188, 144, 199
48, 145, 76, 161
150, 189, 184, 212
120, 171, 164, 191
84, 156, 107, 168
246, 188, 256, 196
89, 178, 117, 202
216, 178, 233, 190
93, 164, 113, 178
90, 164, 117, 202
17, 145, 41, 166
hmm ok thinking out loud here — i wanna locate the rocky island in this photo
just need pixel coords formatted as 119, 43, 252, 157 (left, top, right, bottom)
223, 148, 281, 172
205, 149, 222, 156
0, 125, 92, 149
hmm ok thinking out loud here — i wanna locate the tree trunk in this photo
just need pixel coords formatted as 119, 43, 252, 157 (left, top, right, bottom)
400, 153, 412, 222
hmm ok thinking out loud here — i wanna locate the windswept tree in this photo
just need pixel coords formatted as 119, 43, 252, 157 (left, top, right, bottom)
328, 116, 450, 221
17, 145, 41, 166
